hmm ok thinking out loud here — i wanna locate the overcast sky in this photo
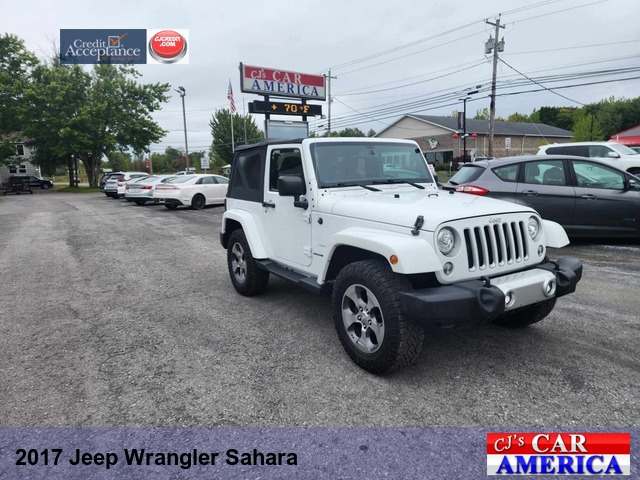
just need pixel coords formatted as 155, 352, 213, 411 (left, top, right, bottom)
5, 0, 640, 154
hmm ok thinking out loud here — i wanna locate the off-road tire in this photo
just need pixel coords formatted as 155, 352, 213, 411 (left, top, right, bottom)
227, 229, 269, 296
191, 194, 205, 210
332, 260, 424, 374
493, 298, 557, 328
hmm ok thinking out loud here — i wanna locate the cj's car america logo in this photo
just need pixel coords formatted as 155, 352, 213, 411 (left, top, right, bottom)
60, 29, 189, 64
487, 432, 630, 476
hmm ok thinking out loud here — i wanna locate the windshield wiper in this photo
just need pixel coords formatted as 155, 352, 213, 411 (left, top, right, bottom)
333, 182, 382, 192
448, 180, 458, 186
372, 179, 425, 189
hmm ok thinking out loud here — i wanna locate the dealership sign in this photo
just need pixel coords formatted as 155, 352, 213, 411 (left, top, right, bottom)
240, 63, 326, 100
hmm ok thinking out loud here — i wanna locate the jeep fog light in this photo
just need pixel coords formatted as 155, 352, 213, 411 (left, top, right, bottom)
437, 228, 455, 255
505, 290, 515, 308
543, 279, 556, 297
443, 262, 453, 276
527, 216, 540, 239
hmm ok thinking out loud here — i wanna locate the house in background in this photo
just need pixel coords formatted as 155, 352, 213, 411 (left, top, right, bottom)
375, 115, 573, 166
609, 125, 640, 147
0, 138, 41, 185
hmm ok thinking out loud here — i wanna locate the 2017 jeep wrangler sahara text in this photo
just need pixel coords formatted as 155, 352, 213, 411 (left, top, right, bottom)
220, 138, 582, 374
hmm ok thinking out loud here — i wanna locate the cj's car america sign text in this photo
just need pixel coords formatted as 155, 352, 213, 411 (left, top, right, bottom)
61, 30, 146, 64
487, 432, 630, 476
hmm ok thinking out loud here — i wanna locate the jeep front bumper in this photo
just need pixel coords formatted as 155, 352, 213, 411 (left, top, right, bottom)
399, 257, 582, 327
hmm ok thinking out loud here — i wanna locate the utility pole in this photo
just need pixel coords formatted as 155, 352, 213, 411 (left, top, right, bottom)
325, 69, 337, 137
175, 86, 189, 171
485, 15, 505, 157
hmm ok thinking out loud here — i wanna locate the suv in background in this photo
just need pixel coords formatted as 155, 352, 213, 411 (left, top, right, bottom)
104, 172, 148, 198
99, 172, 122, 194
537, 142, 640, 175
11, 174, 53, 189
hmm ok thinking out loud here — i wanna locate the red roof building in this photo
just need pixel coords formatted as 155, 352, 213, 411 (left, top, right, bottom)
609, 125, 640, 146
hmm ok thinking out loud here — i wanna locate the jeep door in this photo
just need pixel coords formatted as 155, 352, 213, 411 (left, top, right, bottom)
262, 146, 313, 267
514, 159, 576, 231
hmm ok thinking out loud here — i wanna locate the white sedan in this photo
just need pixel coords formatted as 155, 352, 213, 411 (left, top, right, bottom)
152, 174, 229, 210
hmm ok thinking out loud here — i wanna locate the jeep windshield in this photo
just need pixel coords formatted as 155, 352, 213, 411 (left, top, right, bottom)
310, 141, 434, 188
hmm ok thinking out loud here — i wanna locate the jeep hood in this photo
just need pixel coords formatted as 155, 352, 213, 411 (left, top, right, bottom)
319, 188, 535, 231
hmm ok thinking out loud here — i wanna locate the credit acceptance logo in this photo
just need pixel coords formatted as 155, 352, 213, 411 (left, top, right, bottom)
60, 29, 188, 64
487, 432, 630, 476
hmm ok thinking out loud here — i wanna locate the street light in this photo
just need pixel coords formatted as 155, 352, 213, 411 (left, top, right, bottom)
175, 86, 189, 172
458, 89, 479, 161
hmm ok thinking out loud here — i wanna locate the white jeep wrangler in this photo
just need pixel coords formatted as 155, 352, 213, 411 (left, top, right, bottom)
220, 138, 582, 374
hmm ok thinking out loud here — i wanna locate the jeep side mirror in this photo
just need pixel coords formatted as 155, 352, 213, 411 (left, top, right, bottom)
627, 178, 640, 191
278, 175, 306, 196
278, 175, 308, 209
607, 151, 620, 158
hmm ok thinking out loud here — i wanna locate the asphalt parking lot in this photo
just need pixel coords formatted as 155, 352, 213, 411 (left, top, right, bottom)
0, 190, 638, 427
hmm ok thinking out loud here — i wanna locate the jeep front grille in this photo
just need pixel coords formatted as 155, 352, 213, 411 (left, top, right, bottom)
463, 221, 529, 271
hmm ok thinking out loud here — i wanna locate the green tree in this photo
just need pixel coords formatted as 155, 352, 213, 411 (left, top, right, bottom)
0, 33, 38, 135
0, 34, 39, 165
335, 127, 365, 137
21, 61, 169, 186
572, 109, 604, 141
107, 151, 132, 171
474, 108, 489, 120
367, 129, 376, 137
209, 109, 263, 166
19, 59, 90, 181
508, 112, 531, 122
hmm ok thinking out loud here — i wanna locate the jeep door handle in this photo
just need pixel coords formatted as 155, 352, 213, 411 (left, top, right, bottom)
521, 190, 538, 196
262, 201, 276, 208
581, 194, 597, 200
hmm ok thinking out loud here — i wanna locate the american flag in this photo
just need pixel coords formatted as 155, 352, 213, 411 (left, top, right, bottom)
227, 80, 236, 113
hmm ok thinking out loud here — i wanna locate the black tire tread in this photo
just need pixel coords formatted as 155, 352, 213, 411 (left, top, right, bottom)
332, 260, 423, 374
227, 229, 269, 296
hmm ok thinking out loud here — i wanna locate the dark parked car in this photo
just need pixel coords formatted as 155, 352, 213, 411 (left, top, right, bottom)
11, 174, 53, 189
443, 155, 640, 238
3, 176, 33, 195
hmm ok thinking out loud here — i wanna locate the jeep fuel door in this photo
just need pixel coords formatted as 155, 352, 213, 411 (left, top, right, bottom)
262, 146, 313, 267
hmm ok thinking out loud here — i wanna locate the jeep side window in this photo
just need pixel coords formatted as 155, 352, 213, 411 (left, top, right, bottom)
228, 150, 265, 203
269, 148, 303, 191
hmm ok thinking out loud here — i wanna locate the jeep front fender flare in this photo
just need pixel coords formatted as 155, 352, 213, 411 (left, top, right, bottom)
222, 210, 268, 259
542, 219, 569, 248
320, 227, 443, 282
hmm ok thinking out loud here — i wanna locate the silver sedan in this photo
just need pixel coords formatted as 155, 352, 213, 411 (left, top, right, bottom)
124, 175, 178, 205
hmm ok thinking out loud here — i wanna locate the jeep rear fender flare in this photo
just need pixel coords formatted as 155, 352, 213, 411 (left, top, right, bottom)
542, 219, 569, 248
320, 227, 442, 282
222, 211, 268, 259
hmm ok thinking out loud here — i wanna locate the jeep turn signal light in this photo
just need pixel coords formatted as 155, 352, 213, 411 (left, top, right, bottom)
389, 255, 399, 265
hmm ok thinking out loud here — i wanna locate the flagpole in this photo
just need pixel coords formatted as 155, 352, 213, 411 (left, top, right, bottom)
228, 79, 236, 153
243, 98, 248, 144
230, 113, 235, 153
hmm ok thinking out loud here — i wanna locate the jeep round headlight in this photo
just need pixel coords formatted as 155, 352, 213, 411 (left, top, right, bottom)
437, 228, 455, 255
527, 216, 540, 239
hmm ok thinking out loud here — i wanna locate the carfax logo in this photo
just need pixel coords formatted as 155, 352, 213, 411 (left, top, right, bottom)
487, 432, 630, 475
60, 29, 147, 64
